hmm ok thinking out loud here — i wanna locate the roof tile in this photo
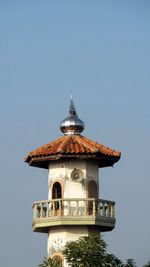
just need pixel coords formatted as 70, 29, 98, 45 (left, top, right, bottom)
25, 134, 121, 164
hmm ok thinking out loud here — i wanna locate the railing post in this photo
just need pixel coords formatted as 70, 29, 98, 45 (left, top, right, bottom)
84, 199, 87, 215
104, 203, 108, 217
58, 200, 61, 215
40, 203, 43, 218
97, 200, 101, 215
53, 200, 56, 216
102, 202, 106, 217
33, 204, 36, 218
111, 203, 115, 218
93, 199, 96, 215
107, 204, 111, 217
46, 201, 49, 217
76, 200, 79, 215
68, 200, 71, 215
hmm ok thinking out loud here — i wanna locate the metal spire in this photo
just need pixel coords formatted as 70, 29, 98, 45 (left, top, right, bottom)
60, 98, 85, 135
69, 98, 77, 116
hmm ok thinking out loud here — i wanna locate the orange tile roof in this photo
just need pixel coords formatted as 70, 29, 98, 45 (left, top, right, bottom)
25, 135, 121, 168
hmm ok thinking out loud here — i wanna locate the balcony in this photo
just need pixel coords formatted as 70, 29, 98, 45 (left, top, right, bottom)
32, 198, 116, 233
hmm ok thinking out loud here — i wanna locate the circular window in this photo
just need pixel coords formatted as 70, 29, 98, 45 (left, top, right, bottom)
71, 168, 84, 182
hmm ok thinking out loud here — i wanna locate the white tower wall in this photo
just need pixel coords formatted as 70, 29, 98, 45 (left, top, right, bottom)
47, 159, 99, 264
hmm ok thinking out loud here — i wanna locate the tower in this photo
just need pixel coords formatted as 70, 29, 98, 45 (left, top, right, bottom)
25, 99, 121, 266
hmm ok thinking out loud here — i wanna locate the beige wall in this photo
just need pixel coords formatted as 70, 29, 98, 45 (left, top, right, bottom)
48, 159, 99, 200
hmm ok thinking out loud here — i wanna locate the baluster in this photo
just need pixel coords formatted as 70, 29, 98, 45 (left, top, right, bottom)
76, 200, 79, 215
58, 200, 61, 215
106, 203, 108, 217
111, 203, 115, 218
102, 202, 106, 217
104, 203, 107, 217
37, 204, 40, 218
61, 200, 63, 214
46, 201, 49, 217
33, 204, 36, 218
106, 203, 110, 217
84, 199, 87, 215
93, 199, 96, 215
95, 199, 98, 215
48, 201, 51, 217
53, 200, 56, 216
34, 204, 37, 218
97, 200, 101, 215
61, 199, 63, 215
108, 203, 112, 217
50, 200, 53, 216
68, 200, 71, 215
40, 203, 43, 218
100, 202, 103, 216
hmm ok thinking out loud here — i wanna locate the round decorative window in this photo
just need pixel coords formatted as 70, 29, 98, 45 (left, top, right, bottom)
71, 168, 84, 182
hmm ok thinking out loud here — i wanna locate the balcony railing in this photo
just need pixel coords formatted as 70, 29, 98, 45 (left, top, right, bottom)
33, 198, 115, 220
32, 198, 116, 232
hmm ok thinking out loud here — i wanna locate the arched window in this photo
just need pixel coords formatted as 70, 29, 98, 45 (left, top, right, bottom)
88, 180, 98, 198
88, 180, 98, 215
52, 182, 62, 199
52, 182, 62, 211
52, 255, 63, 267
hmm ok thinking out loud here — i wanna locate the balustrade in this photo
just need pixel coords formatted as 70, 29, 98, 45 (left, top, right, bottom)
33, 198, 115, 220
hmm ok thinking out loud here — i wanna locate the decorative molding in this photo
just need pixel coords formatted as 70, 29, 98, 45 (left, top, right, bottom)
48, 173, 69, 188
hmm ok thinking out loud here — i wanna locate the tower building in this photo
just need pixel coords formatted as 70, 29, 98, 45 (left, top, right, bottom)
25, 100, 121, 266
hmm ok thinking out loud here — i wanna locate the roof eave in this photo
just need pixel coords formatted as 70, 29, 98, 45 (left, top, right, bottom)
25, 153, 121, 169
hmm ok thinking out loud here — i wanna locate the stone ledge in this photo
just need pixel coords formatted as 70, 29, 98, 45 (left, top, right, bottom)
32, 215, 115, 233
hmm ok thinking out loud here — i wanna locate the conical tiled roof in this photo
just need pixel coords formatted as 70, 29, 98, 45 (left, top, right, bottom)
25, 134, 121, 169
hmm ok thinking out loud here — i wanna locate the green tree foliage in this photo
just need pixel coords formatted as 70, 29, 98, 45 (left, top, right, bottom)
39, 235, 150, 267
63, 234, 107, 267
63, 234, 125, 267
124, 259, 137, 267
143, 262, 150, 267
38, 256, 61, 267
104, 253, 124, 267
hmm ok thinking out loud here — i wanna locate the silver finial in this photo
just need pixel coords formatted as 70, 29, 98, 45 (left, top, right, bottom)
60, 99, 85, 135
69, 98, 77, 116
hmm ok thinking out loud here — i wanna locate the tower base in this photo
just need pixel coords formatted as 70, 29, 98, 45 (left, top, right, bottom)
47, 225, 100, 267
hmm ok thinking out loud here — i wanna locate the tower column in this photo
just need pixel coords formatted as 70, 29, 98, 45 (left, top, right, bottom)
25, 99, 121, 267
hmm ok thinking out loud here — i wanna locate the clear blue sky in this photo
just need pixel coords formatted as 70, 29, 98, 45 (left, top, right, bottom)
0, 1, 150, 266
